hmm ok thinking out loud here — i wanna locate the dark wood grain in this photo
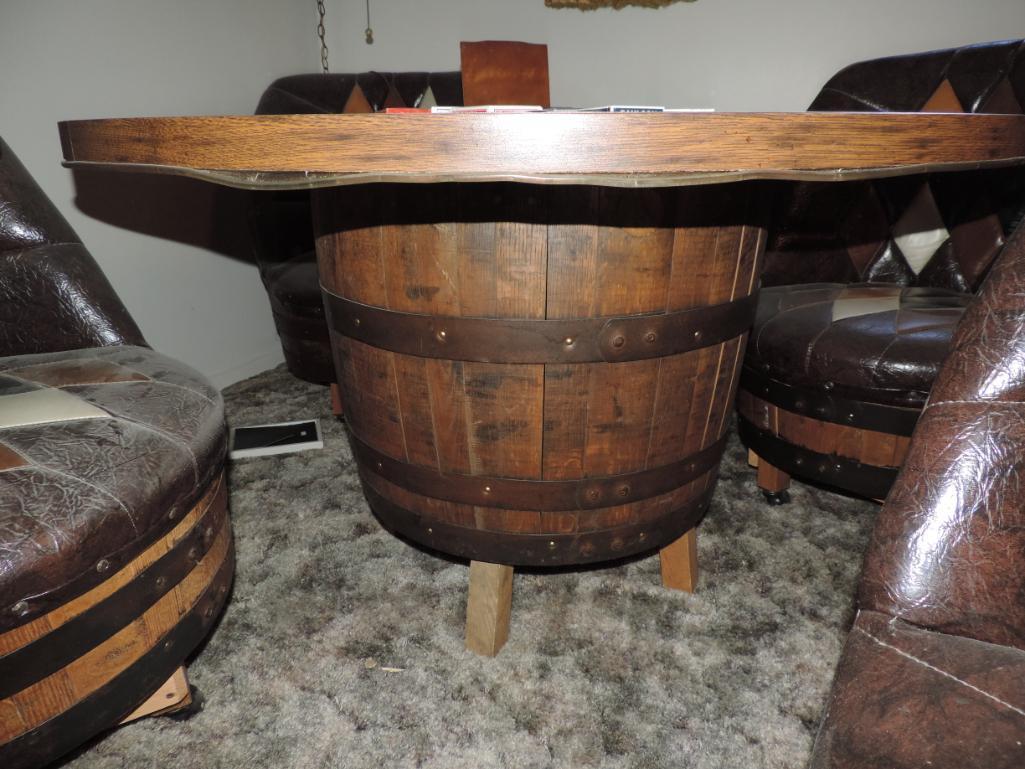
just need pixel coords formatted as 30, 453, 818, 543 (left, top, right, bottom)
58, 112, 1025, 190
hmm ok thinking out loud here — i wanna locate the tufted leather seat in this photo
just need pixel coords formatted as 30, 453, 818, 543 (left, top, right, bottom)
808, 217, 1025, 769
0, 137, 233, 769
738, 39, 1025, 502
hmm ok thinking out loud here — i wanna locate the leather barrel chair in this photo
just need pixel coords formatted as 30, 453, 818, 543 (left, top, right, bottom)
737, 39, 1025, 502
251, 71, 465, 384
809, 212, 1025, 769
0, 138, 233, 769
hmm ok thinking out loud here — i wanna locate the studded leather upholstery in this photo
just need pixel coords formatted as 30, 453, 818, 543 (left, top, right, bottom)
251, 72, 463, 384
747, 284, 970, 409
808, 212, 1025, 769
0, 346, 225, 630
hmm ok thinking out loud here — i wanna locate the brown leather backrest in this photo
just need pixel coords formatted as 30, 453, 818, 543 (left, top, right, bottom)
761, 40, 1025, 293
0, 138, 145, 357
858, 222, 1025, 650
459, 41, 551, 108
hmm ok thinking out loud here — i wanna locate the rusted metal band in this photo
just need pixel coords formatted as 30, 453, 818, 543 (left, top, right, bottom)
324, 291, 757, 363
350, 432, 726, 511
740, 365, 920, 436
737, 417, 898, 499
363, 483, 714, 567
0, 545, 234, 769
0, 495, 228, 700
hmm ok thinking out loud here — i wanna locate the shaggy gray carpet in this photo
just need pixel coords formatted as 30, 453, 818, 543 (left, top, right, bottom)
65, 365, 876, 769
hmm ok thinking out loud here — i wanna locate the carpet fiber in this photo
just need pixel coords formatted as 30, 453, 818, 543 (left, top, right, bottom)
65, 365, 876, 769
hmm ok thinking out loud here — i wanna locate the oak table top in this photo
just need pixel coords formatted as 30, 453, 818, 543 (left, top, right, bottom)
58, 112, 1025, 190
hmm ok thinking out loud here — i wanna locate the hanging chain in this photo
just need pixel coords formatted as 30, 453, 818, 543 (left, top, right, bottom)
317, 0, 329, 73
364, 0, 374, 44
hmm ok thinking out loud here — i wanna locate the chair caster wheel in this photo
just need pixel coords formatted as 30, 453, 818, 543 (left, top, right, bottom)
166, 686, 204, 721
763, 490, 791, 506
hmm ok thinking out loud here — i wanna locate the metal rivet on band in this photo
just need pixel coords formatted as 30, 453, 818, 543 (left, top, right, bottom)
564, 337, 574, 345
188, 547, 200, 561
693, 331, 702, 340
376, 461, 383, 471
11, 600, 28, 616
155, 576, 167, 589
436, 330, 447, 341
483, 486, 492, 494
644, 331, 657, 343
426, 527, 433, 535
548, 540, 557, 549
96, 559, 111, 573
611, 335, 626, 348
638, 532, 647, 542
616, 484, 630, 498
354, 318, 361, 327
587, 489, 600, 501
163, 639, 174, 651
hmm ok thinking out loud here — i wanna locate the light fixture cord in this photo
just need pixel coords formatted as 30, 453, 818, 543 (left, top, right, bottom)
317, 0, 329, 73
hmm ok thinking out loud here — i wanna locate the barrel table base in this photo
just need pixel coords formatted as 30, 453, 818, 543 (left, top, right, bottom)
315, 182, 764, 655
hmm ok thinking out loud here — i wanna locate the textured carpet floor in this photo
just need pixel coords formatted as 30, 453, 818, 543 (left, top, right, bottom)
65, 365, 876, 769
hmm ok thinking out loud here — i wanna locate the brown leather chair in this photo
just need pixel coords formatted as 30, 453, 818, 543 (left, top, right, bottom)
808, 218, 1025, 769
0, 137, 233, 769
738, 39, 1025, 503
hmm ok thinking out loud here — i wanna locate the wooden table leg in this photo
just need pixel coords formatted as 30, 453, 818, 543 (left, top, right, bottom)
465, 561, 513, 656
756, 455, 792, 505
120, 666, 191, 724
660, 528, 698, 593
329, 382, 344, 418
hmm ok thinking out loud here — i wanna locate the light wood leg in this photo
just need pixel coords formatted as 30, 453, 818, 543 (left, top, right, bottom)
329, 382, 344, 418
120, 666, 191, 724
465, 561, 513, 656
756, 454, 791, 504
660, 528, 698, 593
747, 449, 759, 468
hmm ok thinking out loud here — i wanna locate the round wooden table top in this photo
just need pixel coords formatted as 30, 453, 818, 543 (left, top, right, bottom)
58, 111, 1025, 189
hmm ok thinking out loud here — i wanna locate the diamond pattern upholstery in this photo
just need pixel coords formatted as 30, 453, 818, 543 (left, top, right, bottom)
761, 40, 1025, 292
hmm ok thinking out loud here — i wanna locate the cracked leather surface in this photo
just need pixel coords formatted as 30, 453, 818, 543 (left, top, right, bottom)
748, 283, 970, 408
0, 137, 144, 356
809, 216, 1025, 767
0, 346, 226, 631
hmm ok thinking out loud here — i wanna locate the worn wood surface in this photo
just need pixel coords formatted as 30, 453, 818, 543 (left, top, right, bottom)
737, 391, 913, 472
58, 112, 1025, 190
318, 183, 758, 565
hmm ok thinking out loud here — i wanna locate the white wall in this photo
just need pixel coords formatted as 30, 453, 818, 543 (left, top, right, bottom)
0, 0, 316, 387
2, 0, 1024, 386
324, 0, 1025, 110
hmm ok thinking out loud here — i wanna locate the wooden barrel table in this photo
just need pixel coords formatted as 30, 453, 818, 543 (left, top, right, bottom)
57, 111, 1025, 655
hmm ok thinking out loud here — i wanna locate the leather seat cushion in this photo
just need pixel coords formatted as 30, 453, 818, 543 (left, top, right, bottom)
263, 252, 323, 319
809, 610, 1025, 769
747, 283, 971, 408
0, 345, 225, 620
